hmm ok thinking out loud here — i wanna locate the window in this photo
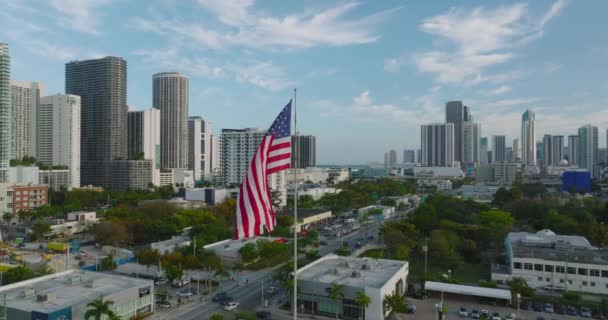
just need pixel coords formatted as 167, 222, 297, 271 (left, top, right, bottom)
524, 263, 533, 270
568, 280, 573, 284
582, 281, 588, 286
514, 262, 522, 269
578, 268, 588, 276
590, 269, 600, 277
534, 264, 543, 271
545, 265, 554, 272
556, 266, 565, 273
546, 278, 550, 282
591, 282, 596, 287
538, 277, 543, 281
602, 270, 608, 278
567, 267, 576, 274
560, 279, 565, 283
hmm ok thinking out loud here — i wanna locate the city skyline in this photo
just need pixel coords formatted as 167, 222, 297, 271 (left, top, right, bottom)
2, 1, 608, 164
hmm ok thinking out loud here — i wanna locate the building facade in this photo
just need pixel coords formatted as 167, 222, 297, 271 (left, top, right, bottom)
39, 169, 71, 191
480, 137, 489, 164
200, 118, 213, 176
66, 56, 128, 188
492, 135, 506, 163
463, 122, 481, 164
10, 81, 45, 160
421, 123, 454, 167
512, 139, 520, 161
578, 125, 599, 178
0, 43, 10, 182
187, 116, 202, 181
127, 108, 160, 186
292, 135, 317, 169
37, 94, 81, 189
106, 160, 153, 191
153, 72, 189, 170
521, 110, 536, 166
220, 128, 266, 185
492, 162, 517, 185
403, 149, 415, 164
445, 101, 470, 163
384, 149, 397, 169
12, 184, 48, 215
567, 135, 578, 165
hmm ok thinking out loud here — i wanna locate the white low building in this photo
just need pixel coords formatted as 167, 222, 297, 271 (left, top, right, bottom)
159, 168, 195, 188
357, 205, 395, 220
417, 178, 452, 191
413, 166, 463, 178
492, 229, 608, 295
285, 167, 350, 184
203, 236, 283, 265
297, 254, 409, 320
151, 236, 191, 255
287, 185, 341, 201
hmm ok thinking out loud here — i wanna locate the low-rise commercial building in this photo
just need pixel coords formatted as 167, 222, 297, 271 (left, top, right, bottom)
285, 167, 349, 184
287, 185, 340, 201
562, 169, 591, 194
461, 185, 500, 202
357, 205, 395, 220
416, 178, 452, 191
178, 187, 236, 205
297, 254, 409, 320
151, 235, 191, 255
203, 237, 283, 265
12, 184, 48, 215
413, 166, 463, 179
492, 229, 608, 294
0, 270, 154, 320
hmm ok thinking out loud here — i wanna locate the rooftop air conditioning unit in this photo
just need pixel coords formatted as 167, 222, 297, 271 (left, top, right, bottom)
37, 292, 56, 303
21, 287, 36, 298
351, 271, 361, 278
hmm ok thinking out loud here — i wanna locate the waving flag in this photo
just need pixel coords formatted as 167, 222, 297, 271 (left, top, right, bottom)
235, 101, 292, 239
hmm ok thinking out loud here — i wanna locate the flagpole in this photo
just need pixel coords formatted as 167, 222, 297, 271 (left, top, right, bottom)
292, 88, 298, 320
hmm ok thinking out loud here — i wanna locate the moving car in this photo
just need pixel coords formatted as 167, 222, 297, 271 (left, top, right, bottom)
544, 303, 554, 313
581, 307, 592, 318
212, 292, 228, 302
266, 286, 278, 294
567, 306, 578, 316
255, 310, 271, 320
406, 303, 416, 314
224, 301, 239, 311
491, 312, 501, 320
457, 307, 468, 317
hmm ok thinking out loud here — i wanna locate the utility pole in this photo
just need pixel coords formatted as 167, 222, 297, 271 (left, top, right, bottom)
424, 237, 429, 275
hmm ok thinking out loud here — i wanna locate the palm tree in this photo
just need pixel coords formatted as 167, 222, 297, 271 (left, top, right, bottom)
328, 283, 344, 320
355, 291, 371, 320
84, 297, 118, 320
383, 292, 406, 319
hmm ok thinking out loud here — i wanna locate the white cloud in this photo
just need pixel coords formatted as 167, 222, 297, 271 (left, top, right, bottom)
413, 1, 567, 84
483, 97, 543, 108
544, 62, 562, 75
132, 2, 395, 50
486, 85, 511, 96
133, 48, 225, 78
229, 61, 295, 91
50, 0, 113, 35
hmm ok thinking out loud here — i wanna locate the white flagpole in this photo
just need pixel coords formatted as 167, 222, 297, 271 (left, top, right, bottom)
292, 88, 299, 319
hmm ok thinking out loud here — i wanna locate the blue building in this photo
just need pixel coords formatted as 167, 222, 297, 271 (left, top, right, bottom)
562, 169, 591, 193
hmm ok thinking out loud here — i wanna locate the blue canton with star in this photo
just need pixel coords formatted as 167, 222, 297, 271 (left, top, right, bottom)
267, 100, 292, 139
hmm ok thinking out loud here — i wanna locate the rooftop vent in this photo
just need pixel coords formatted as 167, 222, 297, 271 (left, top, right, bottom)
21, 287, 36, 298
68, 275, 82, 286
361, 263, 371, 271
329, 268, 339, 275
86, 278, 106, 288
351, 271, 361, 278
37, 292, 56, 303
338, 261, 349, 268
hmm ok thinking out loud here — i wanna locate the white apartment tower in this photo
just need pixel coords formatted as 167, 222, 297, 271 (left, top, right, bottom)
11, 80, 45, 160
521, 110, 536, 166
463, 122, 481, 164
127, 108, 161, 186
0, 43, 10, 182
37, 94, 81, 189
153, 72, 189, 170
187, 116, 202, 181
201, 118, 213, 176
421, 123, 454, 167
578, 125, 599, 178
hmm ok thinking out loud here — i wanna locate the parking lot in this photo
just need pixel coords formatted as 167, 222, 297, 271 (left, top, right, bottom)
409, 293, 600, 320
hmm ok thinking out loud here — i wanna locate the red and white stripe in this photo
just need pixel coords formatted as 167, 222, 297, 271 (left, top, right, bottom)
235, 136, 291, 239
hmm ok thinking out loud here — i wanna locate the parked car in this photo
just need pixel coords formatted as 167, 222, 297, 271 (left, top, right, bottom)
156, 301, 171, 309
505, 313, 516, 320
319, 241, 328, 245
266, 286, 278, 294
481, 309, 490, 316
581, 307, 593, 318
406, 303, 416, 314
555, 304, 566, 315
491, 312, 501, 320
212, 292, 228, 302
470, 309, 481, 319
521, 300, 532, 310
532, 302, 544, 312
592, 310, 607, 319
255, 310, 271, 320
224, 301, 239, 311
567, 306, 578, 316
458, 307, 468, 317
544, 303, 554, 313
154, 278, 168, 286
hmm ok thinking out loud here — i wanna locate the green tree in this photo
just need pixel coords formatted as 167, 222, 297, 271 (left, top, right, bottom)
3, 266, 35, 285
328, 283, 344, 320
335, 245, 351, 256
209, 314, 224, 320
93, 220, 130, 246
164, 264, 183, 281
29, 220, 51, 241
508, 277, 534, 304
99, 256, 117, 271
383, 292, 407, 319
355, 291, 371, 320
239, 243, 259, 263
136, 248, 160, 271
84, 297, 118, 320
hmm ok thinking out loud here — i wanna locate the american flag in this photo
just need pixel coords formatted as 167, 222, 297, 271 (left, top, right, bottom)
235, 101, 292, 239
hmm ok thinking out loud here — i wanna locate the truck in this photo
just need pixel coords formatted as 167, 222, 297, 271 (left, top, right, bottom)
47, 242, 68, 253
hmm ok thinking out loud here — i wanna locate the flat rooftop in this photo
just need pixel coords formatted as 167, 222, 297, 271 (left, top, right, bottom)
277, 209, 332, 221
512, 244, 608, 265
297, 254, 408, 288
204, 237, 283, 258
0, 270, 153, 314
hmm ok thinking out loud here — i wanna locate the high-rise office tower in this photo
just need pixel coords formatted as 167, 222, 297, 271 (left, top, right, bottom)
127, 108, 160, 186
403, 149, 415, 163
416, 149, 422, 163
480, 137, 489, 164
153, 72, 189, 170
578, 125, 598, 178
506, 147, 514, 163
542, 135, 553, 168
421, 123, 454, 167
568, 135, 578, 165
0, 43, 10, 182
292, 135, 317, 169
66, 56, 151, 190
200, 118, 212, 176
536, 141, 544, 167
10, 81, 45, 159
187, 116, 202, 180
552, 135, 564, 165
512, 139, 520, 161
210, 134, 220, 174
389, 149, 397, 168
463, 122, 481, 164
599, 148, 607, 166
220, 128, 266, 185
445, 101, 470, 163
521, 110, 536, 166
37, 94, 81, 189
492, 135, 506, 162
384, 152, 390, 169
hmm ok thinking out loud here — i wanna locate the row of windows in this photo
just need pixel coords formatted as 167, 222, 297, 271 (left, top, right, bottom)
536, 276, 608, 288
514, 261, 608, 277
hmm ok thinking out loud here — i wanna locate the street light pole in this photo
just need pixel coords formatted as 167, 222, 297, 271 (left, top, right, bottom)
516, 293, 521, 318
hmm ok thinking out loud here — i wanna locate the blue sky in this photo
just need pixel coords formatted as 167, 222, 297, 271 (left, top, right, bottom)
2, 0, 608, 164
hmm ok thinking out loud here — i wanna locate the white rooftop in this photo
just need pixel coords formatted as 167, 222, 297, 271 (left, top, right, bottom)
297, 254, 408, 288
507, 229, 593, 249
204, 236, 283, 258
0, 270, 152, 314
425, 281, 511, 301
